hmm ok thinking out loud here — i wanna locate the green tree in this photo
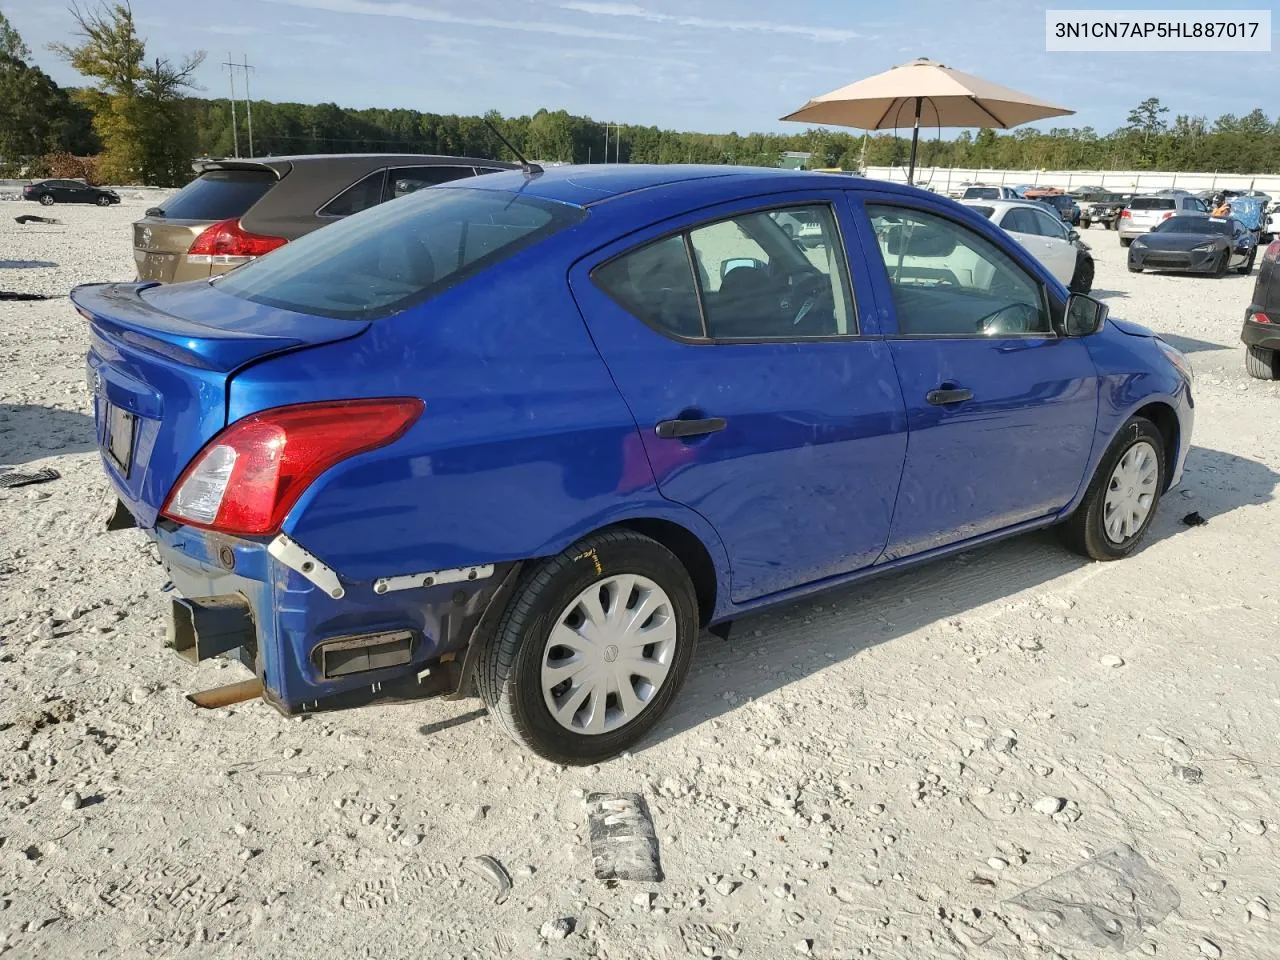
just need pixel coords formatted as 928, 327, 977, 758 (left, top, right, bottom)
51, 2, 203, 185
0, 10, 96, 163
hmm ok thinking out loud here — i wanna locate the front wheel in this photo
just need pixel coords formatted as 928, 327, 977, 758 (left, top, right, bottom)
38, 194, 54, 205
1237, 249, 1256, 276
476, 529, 699, 764
1080, 219, 1091, 230
95, 195, 111, 207
1070, 255, 1095, 294
1213, 251, 1230, 277
1246, 344, 1279, 380
1060, 417, 1165, 561
1120, 236, 1132, 247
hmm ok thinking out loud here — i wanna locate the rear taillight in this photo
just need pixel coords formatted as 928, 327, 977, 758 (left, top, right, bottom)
1161, 211, 1174, 220
186, 218, 287, 262
1255, 312, 1273, 324
161, 399, 424, 536
1265, 240, 1280, 262
1120, 210, 1130, 218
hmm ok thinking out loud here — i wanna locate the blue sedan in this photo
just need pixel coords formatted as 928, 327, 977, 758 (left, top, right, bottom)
74, 165, 1194, 763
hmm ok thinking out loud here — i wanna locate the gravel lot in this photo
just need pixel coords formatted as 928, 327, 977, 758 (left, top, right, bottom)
2, 198, 1280, 960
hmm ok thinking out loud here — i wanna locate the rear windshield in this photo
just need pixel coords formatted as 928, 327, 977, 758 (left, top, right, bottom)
963, 187, 999, 199
1129, 197, 1176, 211
159, 170, 276, 220
1154, 217, 1230, 235
968, 205, 996, 219
216, 187, 586, 320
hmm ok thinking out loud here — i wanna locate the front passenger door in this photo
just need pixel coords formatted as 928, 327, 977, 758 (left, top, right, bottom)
859, 199, 1099, 560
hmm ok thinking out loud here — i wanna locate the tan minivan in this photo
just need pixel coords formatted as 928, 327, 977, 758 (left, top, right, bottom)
134, 154, 517, 283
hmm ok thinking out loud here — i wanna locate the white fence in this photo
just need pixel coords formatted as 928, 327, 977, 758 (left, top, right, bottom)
865, 166, 1280, 195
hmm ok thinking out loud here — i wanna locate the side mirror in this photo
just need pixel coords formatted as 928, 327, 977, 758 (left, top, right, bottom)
1065, 293, 1107, 337
1067, 229, 1080, 243
721, 257, 766, 279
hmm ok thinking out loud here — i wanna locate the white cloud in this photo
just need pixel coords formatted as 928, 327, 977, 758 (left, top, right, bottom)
262, 0, 638, 40
558, 1, 859, 42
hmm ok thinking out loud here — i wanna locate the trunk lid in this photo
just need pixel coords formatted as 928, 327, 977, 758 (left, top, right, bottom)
74, 281, 369, 527
134, 219, 212, 282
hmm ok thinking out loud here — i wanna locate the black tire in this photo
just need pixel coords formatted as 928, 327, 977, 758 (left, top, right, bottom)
95, 194, 111, 206
1120, 236, 1132, 247
1237, 249, 1256, 276
1245, 344, 1279, 380
1127, 261, 1142, 273
1079, 219, 1091, 230
38, 193, 54, 205
1070, 255, 1095, 294
476, 529, 699, 764
1059, 417, 1165, 561
1213, 251, 1230, 277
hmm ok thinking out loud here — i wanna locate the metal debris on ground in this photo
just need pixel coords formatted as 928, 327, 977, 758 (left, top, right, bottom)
14, 215, 60, 225
1182, 511, 1207, 527
0, 467, 60, 488
1004, 844, 1179, 952
586, 792, 664, 883
464, 855, 512, 905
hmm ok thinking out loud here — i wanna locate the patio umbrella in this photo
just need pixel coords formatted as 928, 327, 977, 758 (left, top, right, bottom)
781, 58, 1073, 185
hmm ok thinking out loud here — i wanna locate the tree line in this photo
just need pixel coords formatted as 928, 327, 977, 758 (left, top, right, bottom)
3, 4, 1279, 187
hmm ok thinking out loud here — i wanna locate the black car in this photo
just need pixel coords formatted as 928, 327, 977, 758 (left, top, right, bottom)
1128, 215, 1256, 276
22, 179, 120, 206
1036, 194, 1081, 226
1241, 240, 1280, 378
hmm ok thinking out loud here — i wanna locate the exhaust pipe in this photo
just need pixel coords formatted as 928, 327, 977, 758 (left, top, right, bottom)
187, 678, 264, 709
168, 595, 256, 664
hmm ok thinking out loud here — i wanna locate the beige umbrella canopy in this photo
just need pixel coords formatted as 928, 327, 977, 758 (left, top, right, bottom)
781, 58, 1074, 184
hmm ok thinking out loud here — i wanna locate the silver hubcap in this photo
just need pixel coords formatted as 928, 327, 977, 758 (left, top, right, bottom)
541, 574, 677, 735
1103, 440, 1159, 543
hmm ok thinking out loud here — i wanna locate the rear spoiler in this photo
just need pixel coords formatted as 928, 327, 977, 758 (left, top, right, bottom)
191, 158, 288, 178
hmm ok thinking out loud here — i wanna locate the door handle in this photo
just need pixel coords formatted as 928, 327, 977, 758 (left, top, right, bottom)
926, 387, 973, 405
655, 417, 727, 439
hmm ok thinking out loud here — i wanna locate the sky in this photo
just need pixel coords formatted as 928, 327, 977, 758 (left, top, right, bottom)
5, 0, 1278, 135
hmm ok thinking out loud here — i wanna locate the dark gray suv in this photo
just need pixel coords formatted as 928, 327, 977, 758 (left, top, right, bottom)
133, 153, 518, 283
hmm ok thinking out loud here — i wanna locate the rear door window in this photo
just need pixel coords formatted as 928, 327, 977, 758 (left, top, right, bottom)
319, 170, 388, 217
384, 165, 477, 201
217, 187, 586, 321
1000, 208, 1039, 234
160, 170, 276, 220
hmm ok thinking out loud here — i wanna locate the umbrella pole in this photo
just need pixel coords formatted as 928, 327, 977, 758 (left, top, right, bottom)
907, 96, 922, 186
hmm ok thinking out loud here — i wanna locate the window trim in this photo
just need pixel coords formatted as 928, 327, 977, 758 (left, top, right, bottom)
864, 200, 1059, 341
315, 167, 389, 219
589, 198, 864, 346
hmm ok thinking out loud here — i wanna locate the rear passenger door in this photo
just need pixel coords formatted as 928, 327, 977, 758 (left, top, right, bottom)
571, 192, 909, 603
855, 195, 1098, 559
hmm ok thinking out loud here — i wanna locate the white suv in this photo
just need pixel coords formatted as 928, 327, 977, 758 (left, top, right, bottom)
1118, 192, 1208, 246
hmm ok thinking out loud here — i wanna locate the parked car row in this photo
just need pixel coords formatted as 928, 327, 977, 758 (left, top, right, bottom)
76, 163, 1194, 761
959, 198, 1093, 292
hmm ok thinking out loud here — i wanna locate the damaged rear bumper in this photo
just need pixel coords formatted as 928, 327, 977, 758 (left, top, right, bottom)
113, 500, 517, 713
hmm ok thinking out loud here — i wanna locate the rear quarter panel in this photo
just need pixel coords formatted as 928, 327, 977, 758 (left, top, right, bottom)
226, 247, 732, 592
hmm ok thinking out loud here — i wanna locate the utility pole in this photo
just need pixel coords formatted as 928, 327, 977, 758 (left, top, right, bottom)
242, 55, 255, 157
603, 122, 608, 164
223, 53, 240, 157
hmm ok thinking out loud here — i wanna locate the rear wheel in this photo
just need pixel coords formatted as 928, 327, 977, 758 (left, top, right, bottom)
95, 195, 111, 207
476, 529, 699, 764
1246, 345, 1279, 380
38, 193, 54, 206
1080, 218, 1091, 230
1060, 417, 1165, 561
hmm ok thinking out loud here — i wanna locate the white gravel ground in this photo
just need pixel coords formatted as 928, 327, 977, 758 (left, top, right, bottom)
2, 198, 1280, 960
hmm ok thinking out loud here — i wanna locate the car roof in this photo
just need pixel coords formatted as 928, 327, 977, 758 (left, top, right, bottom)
958, 198, 1058, 211
438, 163, 876, 208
